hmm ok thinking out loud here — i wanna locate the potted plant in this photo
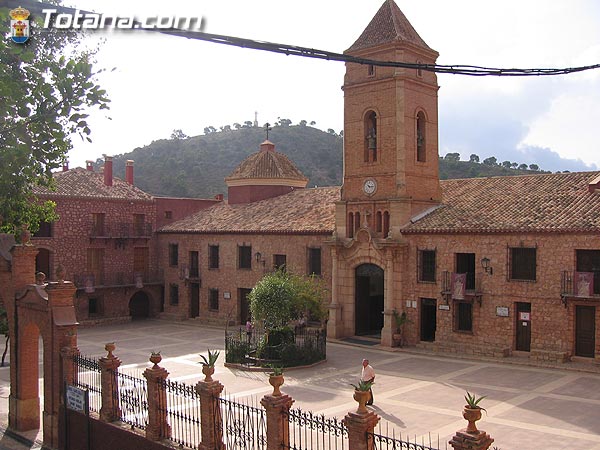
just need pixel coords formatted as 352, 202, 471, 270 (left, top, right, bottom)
350, 380, 374, 413
463, 391, 487, 433
198, 349, 220, 382
392, 310, 410, 347
268, 365, 285, 396
150, 350, 161, 367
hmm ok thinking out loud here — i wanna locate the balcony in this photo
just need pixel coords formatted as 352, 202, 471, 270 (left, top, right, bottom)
560, 271, 600, 306
74, 270, 164, 292
441, 270, 483, 306
89, 222, 153, 246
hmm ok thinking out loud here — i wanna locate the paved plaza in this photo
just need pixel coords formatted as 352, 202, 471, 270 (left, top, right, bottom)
1, 319, 600, 449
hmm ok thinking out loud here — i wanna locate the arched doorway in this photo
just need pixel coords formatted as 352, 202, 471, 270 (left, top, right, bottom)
129, 291, 150, 319
355, 264, 384, 335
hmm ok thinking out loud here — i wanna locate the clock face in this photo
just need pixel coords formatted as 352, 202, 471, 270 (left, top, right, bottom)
363, 179, 377, 195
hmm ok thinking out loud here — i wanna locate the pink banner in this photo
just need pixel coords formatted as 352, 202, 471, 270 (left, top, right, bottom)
574, 272, 594, 297
451, 273, 466, 300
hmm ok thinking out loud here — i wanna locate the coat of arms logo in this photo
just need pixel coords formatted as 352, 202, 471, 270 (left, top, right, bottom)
10, 6, 31, 44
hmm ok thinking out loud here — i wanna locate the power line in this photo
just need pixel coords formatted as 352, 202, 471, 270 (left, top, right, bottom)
10, 0, 600, 77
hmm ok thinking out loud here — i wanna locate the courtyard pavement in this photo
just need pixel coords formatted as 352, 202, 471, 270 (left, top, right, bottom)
1, 319, 600, 449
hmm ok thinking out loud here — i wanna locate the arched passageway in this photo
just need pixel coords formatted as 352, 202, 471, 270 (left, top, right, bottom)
355, 264, 384, 336
129, 291, 150, 319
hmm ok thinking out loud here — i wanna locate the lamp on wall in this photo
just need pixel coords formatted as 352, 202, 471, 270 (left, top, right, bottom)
481, 257, 493, 275
255, 252, 262, 262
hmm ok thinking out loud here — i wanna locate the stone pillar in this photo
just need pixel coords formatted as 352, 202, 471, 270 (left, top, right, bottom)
143, 353, 171, 441
343, 408, 380, 450
449, 430, 494, 450
99, 343, 122, 422
327, 247, 344, 339
381, 251, 395, 347
260, 387, 294, 450
195, 378, 225, 450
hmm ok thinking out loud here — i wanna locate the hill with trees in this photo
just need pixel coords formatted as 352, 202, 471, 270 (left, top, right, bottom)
102, 120, 553, 199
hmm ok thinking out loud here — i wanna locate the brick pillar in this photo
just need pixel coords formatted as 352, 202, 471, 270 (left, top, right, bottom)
449, 430, 494, 450
99, 343, 121, 422
343, 407, 380, 450
143, 353, 171, 441
195, 378, 225, 450
260, 384, 294, 450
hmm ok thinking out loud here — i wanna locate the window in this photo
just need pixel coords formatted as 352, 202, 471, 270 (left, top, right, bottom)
190, 251, 199, 278
168, 243, 179, 267
209, 288, 219, 311
133, 214, 146, 236
418, 249, 436, 282
364, 111, 377, 162
308, 247, 322, 276
367, 64, 375, 77
456, 253, 475, 290
383, 211, 390, 237
209, 245, 219, 269
88, 297, 100, 316
354, 212, 361, 232
510, 247, 536, 281
416, 111, 426, 162
576, 250, 600, 295
273, 254, 287, 271
455, 301, 473, 332
165, 210, 173, 219
169, 283, 179, 305
91, 213, 106, 237
238, 245, 252, 269
348, 213, 354, 238
87, 248, 105, 285
376, 212, 382, 232
416, 60, 423, 78
34, 221, 52, 238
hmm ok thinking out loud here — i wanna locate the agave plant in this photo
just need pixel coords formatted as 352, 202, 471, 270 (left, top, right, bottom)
269, 365, 283, 376
350, 380, 373, 392
198, 349, 220, 367
464, 391, 487, 412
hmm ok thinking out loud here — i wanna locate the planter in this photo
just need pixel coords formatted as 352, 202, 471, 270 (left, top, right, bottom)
202, 364, 215, 382
462, 406, 482, 433
150, 352, 162, 368
269, 374, 284, 396
353, 389, 370, 414
392, 333, 403, 347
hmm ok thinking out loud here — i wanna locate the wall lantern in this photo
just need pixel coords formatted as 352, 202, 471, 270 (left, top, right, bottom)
481, 257, 493, 275
255, 252, 262, 262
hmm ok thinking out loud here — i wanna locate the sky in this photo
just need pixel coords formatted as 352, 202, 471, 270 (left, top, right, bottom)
46, 0, 600, 172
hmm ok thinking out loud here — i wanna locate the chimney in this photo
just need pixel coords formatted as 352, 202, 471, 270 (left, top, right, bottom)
86, 160, 94, 171
260, 140, 275, 152
62, 161, 69, 172
125, 160, 134, 185
103, 155, 113, 186
588, 174, 600, 193
214, 194, 224, 201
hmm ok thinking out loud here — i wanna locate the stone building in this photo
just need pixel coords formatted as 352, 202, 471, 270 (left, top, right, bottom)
157, 140, 336, 324
326, 0, 600, 363
32, 157, 219, 324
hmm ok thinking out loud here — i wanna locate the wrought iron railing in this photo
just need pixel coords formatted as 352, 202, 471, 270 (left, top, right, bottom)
71, 354, 102, 413
561, 270, 600, 297
115, 371, 148, 430
284, 408, 348, 450
159, 379, 202, 449
90, 222, 153, 238
73, 269, 163, 290
367, 421, 446, 450
217, 394, 267, 450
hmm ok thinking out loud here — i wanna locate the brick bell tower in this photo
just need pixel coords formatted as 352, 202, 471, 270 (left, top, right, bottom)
328, 0, 441, 343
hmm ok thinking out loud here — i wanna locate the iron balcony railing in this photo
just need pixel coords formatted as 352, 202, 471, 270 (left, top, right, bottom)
90, 222, 153, 238
561, 270, 600, 297
73, 270, 164, 291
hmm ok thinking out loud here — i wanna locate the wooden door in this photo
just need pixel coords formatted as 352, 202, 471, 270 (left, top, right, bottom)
516, 302, 531, 351
576, 305, 595, 357
420, 298, 436, 341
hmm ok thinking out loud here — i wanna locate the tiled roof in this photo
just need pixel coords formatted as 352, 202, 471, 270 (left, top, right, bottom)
226, 141, 308, 183
33, 168, 153, 201
159, 186, 340, 234
346, 0, 433, 53
404, 172, 600, 234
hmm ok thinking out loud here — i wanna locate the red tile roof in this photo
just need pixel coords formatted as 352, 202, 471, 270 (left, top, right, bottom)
404, 172, 600, 234
346, 0, 433, 53
33, 168, 153, 202
226, 141, 308, 184
159, 187, 340, 234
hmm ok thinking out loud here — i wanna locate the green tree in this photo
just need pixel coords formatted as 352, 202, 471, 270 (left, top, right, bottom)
445, 152, 461, 161
469, 154, 480, 163
170, 129, 188, 139
501, 160, 512, 169
483, 156, 498, 166
0, 7, 110, 234
529, 164, 539, 171
249, 270, 326, 330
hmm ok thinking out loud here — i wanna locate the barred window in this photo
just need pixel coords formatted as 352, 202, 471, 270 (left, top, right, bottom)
308, 248, 322, 276
510, 247, 536, 281
168, 243, 179, 267
455, 301, 472, 332
418, 250, 436, 282
209, 288, 219, 311
238, 245, 252, 269
209, 245, 219, 269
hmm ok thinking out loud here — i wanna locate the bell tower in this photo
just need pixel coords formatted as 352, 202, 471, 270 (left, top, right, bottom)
337, 0, 441, 239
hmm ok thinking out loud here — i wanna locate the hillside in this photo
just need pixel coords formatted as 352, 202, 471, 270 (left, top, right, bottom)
102, 125, 544, 199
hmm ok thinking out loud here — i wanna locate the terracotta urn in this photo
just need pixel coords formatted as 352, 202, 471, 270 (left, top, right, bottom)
392, 332, 403, 347
202, 364, 215, 382
269, 374, 284, 396
463, 406, 482, 433
105, 342, 116, 358
150, 352, 162, 368
353, 389, 370, 414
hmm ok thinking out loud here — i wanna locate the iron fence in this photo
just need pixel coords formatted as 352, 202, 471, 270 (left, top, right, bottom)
216, 394, 267, 450
71, 354, 102, 413
115, 371, 148, 430
367, 424, 445, 450
159, 379, 202, 449
284, 408, 348, 450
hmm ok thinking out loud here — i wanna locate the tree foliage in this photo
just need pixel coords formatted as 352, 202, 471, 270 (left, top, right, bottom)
249, 270, 327, 330
0, 6, 110, 233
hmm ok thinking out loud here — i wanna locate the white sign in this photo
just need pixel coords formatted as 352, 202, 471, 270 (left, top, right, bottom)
66, 385, 86, 412
439, 305, 450, 311
496, 307, 509, 317
519, 312, 531, 321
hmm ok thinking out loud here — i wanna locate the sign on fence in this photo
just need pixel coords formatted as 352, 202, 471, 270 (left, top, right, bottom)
66, 385, 88, 414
